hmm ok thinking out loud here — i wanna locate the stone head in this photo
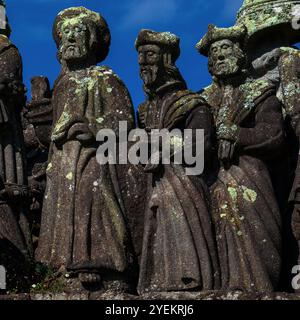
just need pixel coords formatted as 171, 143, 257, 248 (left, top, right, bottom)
53, 7, 111, 66
196, 25, 247, 79
135, 29, 184, 89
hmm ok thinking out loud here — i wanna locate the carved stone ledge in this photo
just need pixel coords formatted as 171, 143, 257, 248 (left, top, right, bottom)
1, 291, 300, 300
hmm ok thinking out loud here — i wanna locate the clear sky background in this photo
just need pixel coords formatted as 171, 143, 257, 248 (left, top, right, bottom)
7, 0, 244, 110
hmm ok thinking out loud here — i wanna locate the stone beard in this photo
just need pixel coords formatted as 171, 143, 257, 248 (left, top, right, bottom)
36, 7, 136, 292
135, 30, 220, 294
208, 39, 246, 79
197, 27, 284, 292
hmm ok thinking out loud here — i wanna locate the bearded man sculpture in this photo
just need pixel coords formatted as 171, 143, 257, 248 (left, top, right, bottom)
197, 25, 285, 292
36, 7, 136, 292
136, 29, 220, 294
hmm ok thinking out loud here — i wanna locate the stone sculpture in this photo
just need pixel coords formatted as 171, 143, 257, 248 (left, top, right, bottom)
197, 24, 285, 292
136, 29, 220, 294
36, 7, 137, 292
22, 76, 53, 249
235, 0, 300, 291
0, 0, 300, 298
0, 0, 32, 290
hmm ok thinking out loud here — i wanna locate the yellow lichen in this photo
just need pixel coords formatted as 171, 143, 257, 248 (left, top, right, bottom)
66, 172, 73, 180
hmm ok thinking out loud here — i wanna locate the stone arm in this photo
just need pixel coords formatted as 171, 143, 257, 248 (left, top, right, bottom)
235, 95, 285, 159
92, 71, 135, 139
168, 105, 213, 169
144, 103, 213, 174
0, 45, 22, 82
184, 104, 213, 161
0, 45, 25, 107
278, 48, 300, 136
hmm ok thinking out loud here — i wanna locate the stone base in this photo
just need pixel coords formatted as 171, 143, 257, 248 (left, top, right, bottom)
1, 291, 300, 300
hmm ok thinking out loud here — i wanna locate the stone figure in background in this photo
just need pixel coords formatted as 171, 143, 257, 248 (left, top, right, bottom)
197, 25, 285, 292
0, 1, 32, 290
235, 0, 300, 290
136, 29, 220, 294
22, 76, 52, 249
36, 7, 137, 292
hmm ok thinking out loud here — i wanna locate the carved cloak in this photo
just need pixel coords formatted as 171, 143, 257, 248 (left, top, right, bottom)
0, 35, 32, 291
137, 82, 220, 293
36, 66, 136, 279
202, 80, 285, 292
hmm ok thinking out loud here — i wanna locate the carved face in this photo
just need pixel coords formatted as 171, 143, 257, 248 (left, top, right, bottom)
138, 44, 163, 87
59, 20, 89, 63
208, 39, 244, 78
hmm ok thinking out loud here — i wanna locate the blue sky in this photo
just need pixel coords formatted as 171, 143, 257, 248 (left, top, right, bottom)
7, 0, 244, 109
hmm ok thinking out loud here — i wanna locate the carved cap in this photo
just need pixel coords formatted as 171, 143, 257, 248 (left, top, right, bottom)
236, 0, 300, 43
135, 29, 180, 62
53, 6, 111, 63
196, 24, 247, 56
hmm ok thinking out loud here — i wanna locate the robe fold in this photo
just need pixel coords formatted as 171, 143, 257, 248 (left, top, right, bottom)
36, 66, 136, 279
137, 82, 220, 293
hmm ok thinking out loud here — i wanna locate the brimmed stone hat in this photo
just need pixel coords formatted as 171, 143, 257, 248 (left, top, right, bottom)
53, 6, 111, 63
236, 0, 300, 44
135, 29, 181, 62
196, 24, 247, 56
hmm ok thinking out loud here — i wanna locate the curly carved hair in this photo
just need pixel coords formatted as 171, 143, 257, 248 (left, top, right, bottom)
53, 7, 111, 64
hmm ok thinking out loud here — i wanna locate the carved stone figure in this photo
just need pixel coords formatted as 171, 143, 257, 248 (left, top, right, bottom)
0, 1, 32, 290
235, 0, 300, 290
22, 76, 52, 249
197, 25, 285, 292
36, 7, 136, 292
136, 29, 220, 294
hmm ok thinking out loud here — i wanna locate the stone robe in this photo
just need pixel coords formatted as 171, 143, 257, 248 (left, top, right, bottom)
36, 66, 136, 280
201, 79, 284, 292
0, 35, 32, 288
137, 81, 220, 294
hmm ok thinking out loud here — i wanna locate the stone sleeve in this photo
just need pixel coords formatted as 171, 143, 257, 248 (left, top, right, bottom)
236, 94, 285, 158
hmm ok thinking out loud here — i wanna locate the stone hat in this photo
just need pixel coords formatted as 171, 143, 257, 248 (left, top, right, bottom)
53, 6, 111, 63
196, 24, 247, 56
135, 29, 181, 62
236, 0, 300, 44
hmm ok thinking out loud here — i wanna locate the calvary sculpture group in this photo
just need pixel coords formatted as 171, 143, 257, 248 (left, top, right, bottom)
0, 0, 300, 295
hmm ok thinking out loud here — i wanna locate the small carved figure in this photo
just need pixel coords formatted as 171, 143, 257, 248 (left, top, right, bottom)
22, 76, 52, 249
136, 29, 220, 294
36, 7, 136, 292
197, 25, 285, 292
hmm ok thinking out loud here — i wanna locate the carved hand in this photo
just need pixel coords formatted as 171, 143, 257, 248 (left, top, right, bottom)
67, 122, 94, 143
217, 122, 239, 142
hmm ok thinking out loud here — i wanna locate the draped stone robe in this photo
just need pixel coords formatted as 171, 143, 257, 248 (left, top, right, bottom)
36, 66, 136, 280
137, 81, 220, 294
201, 79, 285, 292
0, 35, 31, 271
